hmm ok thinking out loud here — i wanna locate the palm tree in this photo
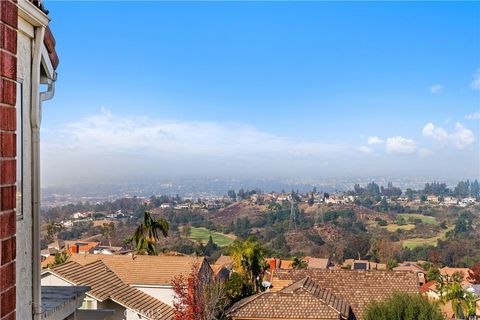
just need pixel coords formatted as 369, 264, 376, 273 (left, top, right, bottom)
291, 256, 308, 269
230, 238, 266, 292
129, 211, 169, 255
441, 279, 476, 319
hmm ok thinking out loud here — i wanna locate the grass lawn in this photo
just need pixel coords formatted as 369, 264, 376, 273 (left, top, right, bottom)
188, 227, 235, 247
402, 227, 452, 249
385, 224, 416, 232
397, 213, 438, 225
402, 237, 439, 249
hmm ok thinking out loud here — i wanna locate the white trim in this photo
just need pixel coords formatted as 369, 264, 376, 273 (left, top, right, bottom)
131, 284, 172, 289
41, 271, 102, 303
40, 44, 55, 81
17, 0, 50, 28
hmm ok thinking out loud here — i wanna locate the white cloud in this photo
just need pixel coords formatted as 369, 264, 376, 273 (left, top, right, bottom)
42, 108, 360, 184
430, 84, 443, 93
367, 136, 383, 145
471, 69, 480, 90
466, 112, 480, 120
356, 146, 372, 154
385, 136, 417, 155
422, 122, 475, 149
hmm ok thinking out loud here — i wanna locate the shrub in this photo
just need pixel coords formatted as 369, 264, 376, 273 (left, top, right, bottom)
363, 293, 443, 320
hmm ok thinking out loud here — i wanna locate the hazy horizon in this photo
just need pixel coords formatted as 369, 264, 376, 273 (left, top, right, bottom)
41, 2, 479, 186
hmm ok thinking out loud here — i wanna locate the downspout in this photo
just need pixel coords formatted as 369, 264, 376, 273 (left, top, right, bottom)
31, 26, 45, 320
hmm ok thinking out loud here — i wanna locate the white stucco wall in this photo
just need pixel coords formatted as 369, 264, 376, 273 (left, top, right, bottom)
41, 273, 73, 287
133, 286, 174, 307
16, 16, 34, 320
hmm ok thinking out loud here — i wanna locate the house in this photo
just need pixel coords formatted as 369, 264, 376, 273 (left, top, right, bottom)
342, 259, 386, 271
419, 280, 439, 300
304, 256, 330, 269
393, 262, 427, 285
230, 268, 419, 320
211, 255, 234, 281
92, 245, 123, 255
0, 0, 93, 319
64, 241, 101, 254
58, 253, 214, 307
229, 277, 351, 320
465, 285, 480, 319
42, 260, 173, 320
440, 267, 473, 286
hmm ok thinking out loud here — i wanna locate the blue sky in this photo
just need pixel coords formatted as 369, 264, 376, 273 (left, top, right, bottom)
41, 1, 480, 186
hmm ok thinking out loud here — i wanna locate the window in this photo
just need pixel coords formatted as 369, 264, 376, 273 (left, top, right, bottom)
16, 80, 23, 220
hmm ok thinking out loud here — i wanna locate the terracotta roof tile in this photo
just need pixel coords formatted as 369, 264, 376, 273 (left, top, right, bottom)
68, 253, 207, 286
271, 269, 419, 319
51, 260, 173, 320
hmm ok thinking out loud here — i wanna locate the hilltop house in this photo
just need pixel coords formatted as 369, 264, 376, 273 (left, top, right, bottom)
42, 254, 214, 311
229, 268, 419, 320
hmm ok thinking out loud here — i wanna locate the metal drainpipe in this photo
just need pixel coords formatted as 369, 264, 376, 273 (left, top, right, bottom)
31, 26, 44, 320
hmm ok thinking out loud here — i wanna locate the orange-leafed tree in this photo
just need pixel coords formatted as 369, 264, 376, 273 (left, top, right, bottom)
468, 263, 480, 284
172, 263, 227, 320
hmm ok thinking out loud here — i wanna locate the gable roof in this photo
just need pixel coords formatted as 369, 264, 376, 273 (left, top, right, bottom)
419, 280, 437, 294
272, 269, 419, 319
305, 257, 330, 269
49, 260, 173, 320
393, 262, 426, 273
68, 253, 206, 286
229, 277, 350, 320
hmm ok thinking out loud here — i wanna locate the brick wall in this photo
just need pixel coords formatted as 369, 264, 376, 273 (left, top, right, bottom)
0, 0, 17, 319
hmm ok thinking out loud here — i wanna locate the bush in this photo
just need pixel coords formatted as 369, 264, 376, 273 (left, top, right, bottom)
363, 293, 443, 320
377, 219, 388, 226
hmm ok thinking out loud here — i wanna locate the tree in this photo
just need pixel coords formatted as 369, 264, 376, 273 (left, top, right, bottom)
363, 293, 443, 320
225, 272, 254, 304
229, 239, 267, 292
440, 280, 476, 319
172, 263, 227, 320
386, 259, 398, 270
101, 222, 116, 246
46, 251, 70, 269
468, 263, 480, 284
127, 211, 169, 255
227, 190, 237, 202
44, 222, 63, 244
291, 256, 308, 269
426, 267, 440, 282
454, 211, 475, 236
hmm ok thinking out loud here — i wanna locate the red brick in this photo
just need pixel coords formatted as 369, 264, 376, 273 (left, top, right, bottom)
0, 132, 15, 157
0, 79, 16, 106
0, 52, 16, 80
1, 237, 15, 265
0, 262, 14, 292
0, 286, 15, 317
0, 24, 16, 54
0, 211, 15, 239
2, 311, 15, 320
0, 1, 17, 29
0, 186, 15, 212
0, 160, 15, 185
0, 106, 15, 131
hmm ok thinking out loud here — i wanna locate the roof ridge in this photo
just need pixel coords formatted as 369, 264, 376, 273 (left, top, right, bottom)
49, 259, 173, 320
228, 290, 269, 313
298, 277, 351, 319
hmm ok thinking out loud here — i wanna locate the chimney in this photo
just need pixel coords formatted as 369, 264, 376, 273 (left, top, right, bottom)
269, 258, 276, 283
71, 244, 78, 254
